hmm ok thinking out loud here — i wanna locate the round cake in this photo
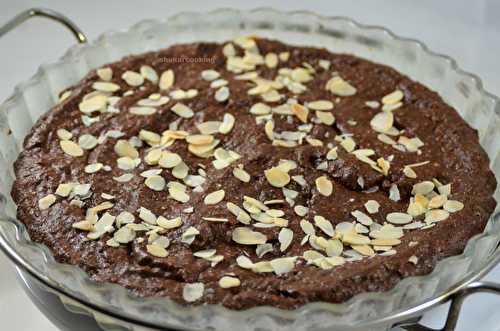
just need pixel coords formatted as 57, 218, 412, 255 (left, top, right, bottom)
12, 37, 497, 309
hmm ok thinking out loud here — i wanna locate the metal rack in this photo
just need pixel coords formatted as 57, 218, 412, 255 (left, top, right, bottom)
1, 8, 499, 331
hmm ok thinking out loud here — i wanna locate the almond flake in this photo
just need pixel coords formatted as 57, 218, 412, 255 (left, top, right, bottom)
182, 283, 204, 302
79, 95, 107, 113
316, 111, 335, 125
146, 244, 168, 257
382, 89, 404, 105
169, 187, 190, 203
326, 76, 357, 96
186, 134, 214, 145
97, 67, 112, 81
291, 104, 309, 123
172, 162, 189, 179
308, 100, 334, 111
412, 181, 435, 195
364, 200, 380, 214
314, 215, 335, 237
215, 86, 230, 102
122, 71, 144, 86
57, 129, 73, 140
171, 103, 194, 118
114, 226, 136, 244
140, 65, 159, 83
60, 140, 84, 157
159, 152, 182, 168
145, 175, 166, 191
93, 81, 120, 92
204, 190, 225, 205
278, 228, 294, 251
264, 53, 279, 68
201, 69, 220, 81
370, 111, 394, 133
250, 103, 271, 115
55, 183, 76, 197
351, 210, 373, 226
428, 194, 447, 209
443, 200, 464, 213
114, 140, 139, 158
130, 106, 156, 116
219, 113, 235, 134
157, 216, 183, 229
386, 212, 413, 224
315, 176, 333, 196
159, 69, 175, 90
84, 163, 103, 174
233, 167, 251, 182
232, 227, 267, 245
38, 194, 56, 210
219, 276, 241, 288
270, 257, 296, 275
265, 167, 290, 188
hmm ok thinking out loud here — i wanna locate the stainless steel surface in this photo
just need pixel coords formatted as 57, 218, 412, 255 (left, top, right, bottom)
0, 7, 86, 43
0, 2, 499, 331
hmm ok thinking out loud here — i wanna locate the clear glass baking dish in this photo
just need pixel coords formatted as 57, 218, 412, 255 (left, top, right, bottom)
0, 7, 499, 331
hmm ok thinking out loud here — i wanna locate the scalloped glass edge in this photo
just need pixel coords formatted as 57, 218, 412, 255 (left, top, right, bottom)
0, 8, 499, 331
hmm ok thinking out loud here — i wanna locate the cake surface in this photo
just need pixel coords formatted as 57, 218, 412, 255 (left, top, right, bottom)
12, 37, 497, 309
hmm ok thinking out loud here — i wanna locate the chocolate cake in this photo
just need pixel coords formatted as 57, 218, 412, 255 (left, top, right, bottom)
12, 37, 497, 309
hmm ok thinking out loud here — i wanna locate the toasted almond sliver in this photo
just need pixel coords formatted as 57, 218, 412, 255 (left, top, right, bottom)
60, 140, 84, 157
264, 53, 279, 68
270, 257, 296, 275
264, 167, 290, 188
382, 89, 404, 105
38, 194, 56, 210
316, 111, 335, 125
250, 103, 271, 115
204, 190, 225, 205
232, 227, 267, 245
315, 176, 333, 197
386, 212, 413, 224
159, 69, 175, 90
314, 215, 335, 237
201, 69, 220, 81
443, 200, 464, 213
291, 104, 309, 123
219, 276, 241, 288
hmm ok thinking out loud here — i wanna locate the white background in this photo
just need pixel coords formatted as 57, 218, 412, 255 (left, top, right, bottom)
0, 1, 499, 330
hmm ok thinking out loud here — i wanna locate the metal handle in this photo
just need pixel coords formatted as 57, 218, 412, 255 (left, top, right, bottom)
399, 281, 500, 331
0, 7, 87, 43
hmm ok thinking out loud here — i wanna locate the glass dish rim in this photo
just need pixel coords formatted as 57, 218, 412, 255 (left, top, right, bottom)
0, 7, 499, 331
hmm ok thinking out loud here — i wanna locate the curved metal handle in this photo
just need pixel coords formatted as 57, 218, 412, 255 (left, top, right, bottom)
0, 7, 87, 43
399, 281, 500, 331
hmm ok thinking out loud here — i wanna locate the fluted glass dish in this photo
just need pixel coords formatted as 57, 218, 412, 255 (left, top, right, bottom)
0, 8, 499, 331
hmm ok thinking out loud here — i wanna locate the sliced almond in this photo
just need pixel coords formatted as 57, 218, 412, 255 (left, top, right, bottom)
38, 194, 56, 210
315, 176, 333, 196
232, 227, 267, 245
386, 212, 413, 224
265, 167, 290, 188
219, 276, 241, 288
60, 140, 84, 157
204, 190, 225, 205
159, 69, 175, 90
